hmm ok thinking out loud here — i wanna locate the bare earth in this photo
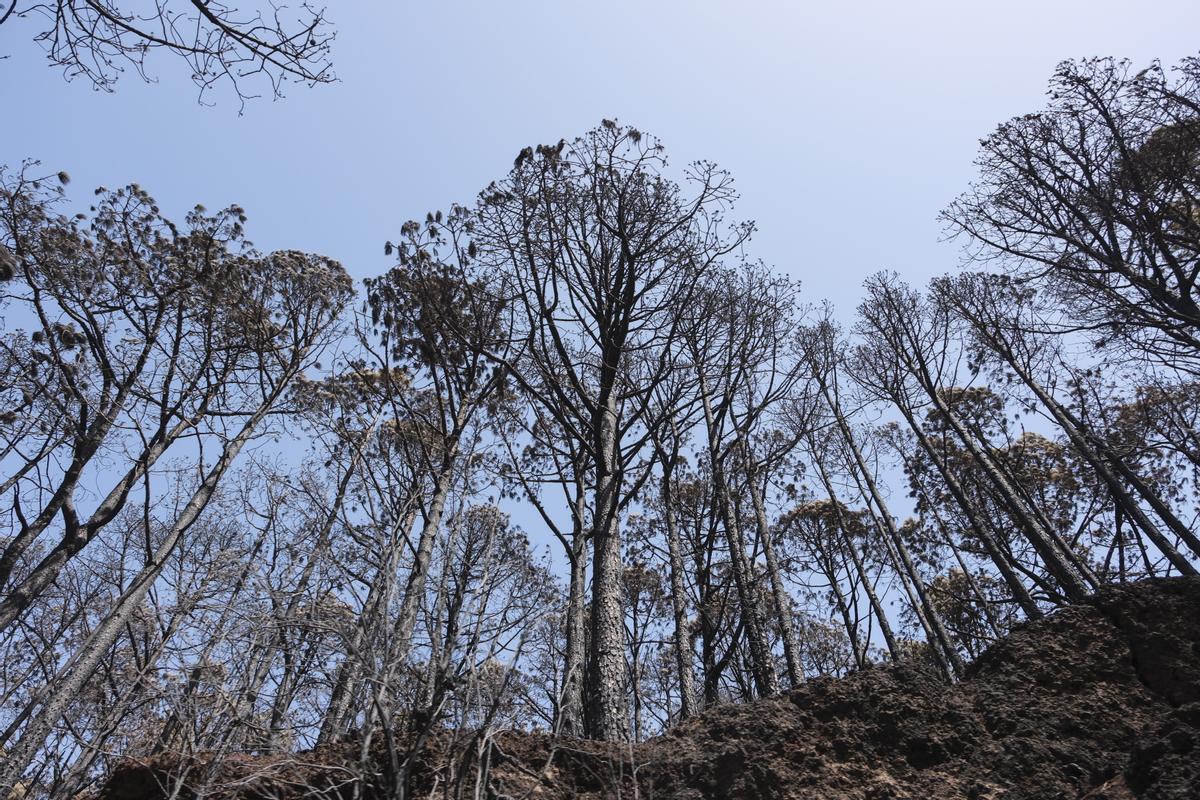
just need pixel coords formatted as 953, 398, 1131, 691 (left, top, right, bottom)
100, 577, 1200, 799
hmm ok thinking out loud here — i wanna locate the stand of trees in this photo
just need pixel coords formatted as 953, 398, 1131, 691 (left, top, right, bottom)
0, 54, 1198, 799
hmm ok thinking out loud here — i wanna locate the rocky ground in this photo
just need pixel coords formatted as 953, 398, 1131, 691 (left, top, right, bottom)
100, 577, 1200, 799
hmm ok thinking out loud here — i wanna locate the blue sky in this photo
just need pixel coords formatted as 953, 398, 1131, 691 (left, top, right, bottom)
3, 2, 1197, 634
5, 1, 1198, 309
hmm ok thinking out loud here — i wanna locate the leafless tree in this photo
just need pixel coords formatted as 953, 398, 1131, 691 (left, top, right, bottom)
944, 56, 1200, 371
1, 0, 335, 104
0, 195, 351, 792
475, 121, 749, 741
935, 272, 1200, 572
852, 273, 1097, 602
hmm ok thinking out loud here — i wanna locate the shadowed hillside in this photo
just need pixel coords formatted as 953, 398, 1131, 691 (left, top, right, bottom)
99, 577, 1200, 799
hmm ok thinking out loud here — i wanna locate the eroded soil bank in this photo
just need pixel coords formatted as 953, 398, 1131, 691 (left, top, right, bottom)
100, 577, 1200, 799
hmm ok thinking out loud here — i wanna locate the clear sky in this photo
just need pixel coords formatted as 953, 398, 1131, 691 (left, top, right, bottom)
3, 3, 1198, 634
5, 1, 1199, 310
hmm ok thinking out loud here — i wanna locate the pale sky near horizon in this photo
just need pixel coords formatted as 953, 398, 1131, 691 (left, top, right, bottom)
5, 1, 1199, 311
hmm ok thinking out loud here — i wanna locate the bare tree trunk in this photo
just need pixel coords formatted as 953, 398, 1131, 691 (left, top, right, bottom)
812, 457, 900, 661
656, 443, 698, 720
585, 392, 629, 741
901, 407, 1043, 618
418, 516, 458, 712
831, 418, 964, 678
559, 505, 589, 735
698, 382, 779, 698
744, 457, 803, 687
391, 445, 461, 666
697, 529, 728, 707
318, 502, 419, 744
0, 404, 273, 794
923, 387, 1094, 601
1010, 361, 1198, 572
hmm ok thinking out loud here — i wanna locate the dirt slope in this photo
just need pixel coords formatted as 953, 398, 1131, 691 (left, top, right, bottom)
101, 577, 1200, 799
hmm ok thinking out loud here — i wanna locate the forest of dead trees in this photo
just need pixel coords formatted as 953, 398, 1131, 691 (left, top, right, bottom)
1, 54, 1200, 798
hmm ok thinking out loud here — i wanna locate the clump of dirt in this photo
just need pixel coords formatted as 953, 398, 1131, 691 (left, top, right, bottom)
100, 577, 1200, 799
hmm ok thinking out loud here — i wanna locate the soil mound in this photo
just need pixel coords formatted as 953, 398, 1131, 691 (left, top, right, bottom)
100, 577, 1200, 799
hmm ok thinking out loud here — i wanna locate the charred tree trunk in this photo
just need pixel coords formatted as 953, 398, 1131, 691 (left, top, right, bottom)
698, 381, 780, 698
656, 439, 698, 720
744, 455, 803, 687
585, 391, 629, 741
